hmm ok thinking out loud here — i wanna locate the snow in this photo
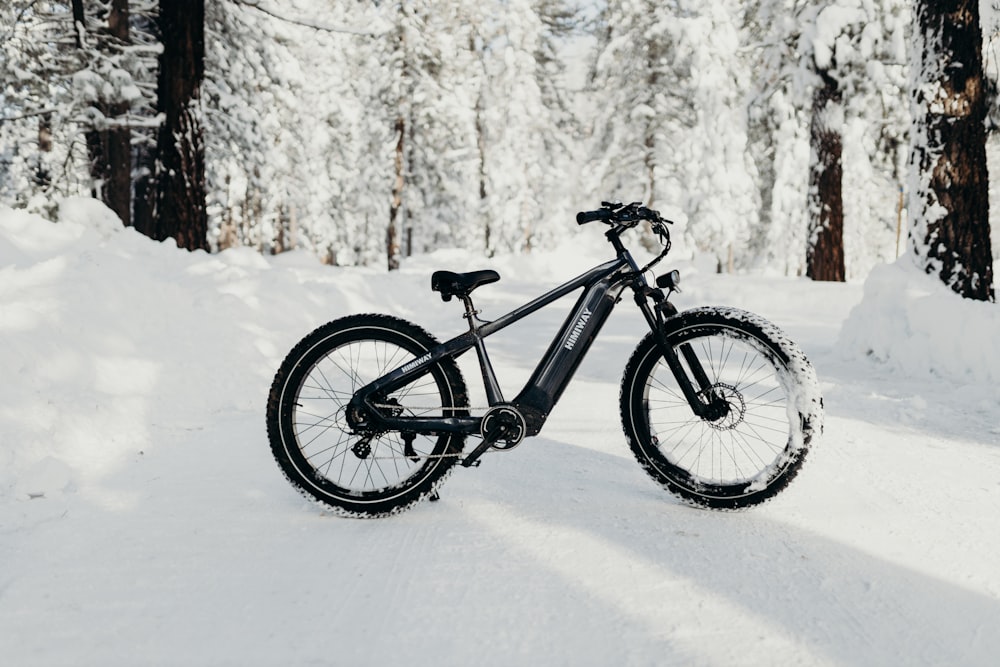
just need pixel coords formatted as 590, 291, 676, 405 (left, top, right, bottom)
839, 259, 1000, 386
3, 199, 1000, 665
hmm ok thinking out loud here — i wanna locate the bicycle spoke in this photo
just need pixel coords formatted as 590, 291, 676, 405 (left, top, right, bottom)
284, 332, 461, 499
643, 327, 794, 486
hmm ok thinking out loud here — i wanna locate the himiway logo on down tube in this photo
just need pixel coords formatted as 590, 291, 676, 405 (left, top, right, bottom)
563, 308, 592, 350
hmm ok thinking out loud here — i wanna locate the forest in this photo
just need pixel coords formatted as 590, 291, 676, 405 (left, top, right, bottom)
4, 6, 1000, 660
1, 0, 997, 297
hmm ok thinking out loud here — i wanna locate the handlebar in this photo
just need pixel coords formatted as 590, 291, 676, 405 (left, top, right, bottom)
576, 201, 671, 227
577, 201, 673, 270
576, 209, 612, 224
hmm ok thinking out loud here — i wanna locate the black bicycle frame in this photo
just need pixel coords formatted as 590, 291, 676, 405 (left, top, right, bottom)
348, 225, 726, 443
350, 255, 639, 437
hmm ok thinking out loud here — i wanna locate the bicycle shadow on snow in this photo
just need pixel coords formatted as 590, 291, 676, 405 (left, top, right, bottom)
444, 435, 1000, 666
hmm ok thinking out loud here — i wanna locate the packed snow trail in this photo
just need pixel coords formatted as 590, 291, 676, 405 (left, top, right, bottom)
2, 201, 999, 666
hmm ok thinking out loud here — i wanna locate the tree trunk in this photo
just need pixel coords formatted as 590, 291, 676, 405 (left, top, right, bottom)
102, 0, 132, 227
132, 144, 155, 237
71, 0, 132, 227
806, 70, 846, 282
909, 0, 994, 301
476, 90, 491, 256
387, 115, 405, 271
35, 116, 52, 188
152, 0, 208, 251
105, 0, 131, 227
72, 0, 107, 205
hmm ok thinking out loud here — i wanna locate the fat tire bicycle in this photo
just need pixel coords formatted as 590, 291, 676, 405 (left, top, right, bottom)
266, 202, 824, 517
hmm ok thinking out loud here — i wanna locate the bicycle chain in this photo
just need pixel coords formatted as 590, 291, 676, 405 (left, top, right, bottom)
360, 402, 493, 461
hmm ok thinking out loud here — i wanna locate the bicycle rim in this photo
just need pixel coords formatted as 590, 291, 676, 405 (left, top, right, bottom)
643, 326, 795, 489
287, 335, 454, 499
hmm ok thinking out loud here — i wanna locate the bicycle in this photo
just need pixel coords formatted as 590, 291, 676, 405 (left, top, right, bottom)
266, 202, 824, 517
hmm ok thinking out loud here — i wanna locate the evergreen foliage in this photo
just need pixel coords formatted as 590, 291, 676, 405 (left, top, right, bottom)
0, 0, 994, 287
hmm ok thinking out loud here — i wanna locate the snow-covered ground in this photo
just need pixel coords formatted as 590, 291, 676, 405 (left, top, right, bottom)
2, 198, 999, 666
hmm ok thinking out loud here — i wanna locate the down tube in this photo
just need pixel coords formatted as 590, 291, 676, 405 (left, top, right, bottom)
513, 276, 626, 434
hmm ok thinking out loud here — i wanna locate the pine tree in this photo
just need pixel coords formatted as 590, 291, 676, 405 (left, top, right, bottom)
203, 0, 327, 256
743, 0, 811, 274
590, 0, 687, 209
0, 1, 156, 217
745, 0, 909, 278
803, 3, 850, 282
590, 1, 756, 267
474, 0, 579, 255
379, 0, 481, 269
909, 0, 994, 301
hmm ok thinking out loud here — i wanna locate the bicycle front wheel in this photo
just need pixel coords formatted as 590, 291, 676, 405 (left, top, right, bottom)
266, 314, 469, 517
621, 307, 823, 509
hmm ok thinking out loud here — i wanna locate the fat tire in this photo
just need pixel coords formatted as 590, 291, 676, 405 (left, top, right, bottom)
266, 314, 469, 517
620, 307, 823, 509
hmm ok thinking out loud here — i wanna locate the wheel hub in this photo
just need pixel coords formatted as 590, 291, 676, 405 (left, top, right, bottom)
347, 397, 405, 459
702, 383, 746, 430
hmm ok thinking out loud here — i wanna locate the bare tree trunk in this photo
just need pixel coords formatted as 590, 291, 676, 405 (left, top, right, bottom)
152, 0, 208, 251
35, 116, 52, 188
71, 0, 106, 203
104, 0, 131, 227
909, 0, 994, 301
387, 115, 404, 271
71, 0, 132, 227
133, 156, 155, 236
806, 71, 846, 282
130, 11, 159, 237
476, 90, 490, 256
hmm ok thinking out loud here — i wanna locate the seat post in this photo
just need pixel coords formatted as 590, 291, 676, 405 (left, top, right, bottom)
459, 295, 482, 331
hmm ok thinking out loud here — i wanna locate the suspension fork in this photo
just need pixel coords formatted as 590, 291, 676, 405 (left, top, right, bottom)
633, 290, 727, 421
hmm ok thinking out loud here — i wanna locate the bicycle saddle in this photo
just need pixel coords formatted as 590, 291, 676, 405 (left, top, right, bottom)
431, 269, 500, 301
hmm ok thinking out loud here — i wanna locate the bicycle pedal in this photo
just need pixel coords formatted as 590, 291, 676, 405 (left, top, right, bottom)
461, 437, 494, 467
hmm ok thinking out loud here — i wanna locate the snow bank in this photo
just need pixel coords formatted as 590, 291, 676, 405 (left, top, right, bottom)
837, 259, 1000, 385
0, 198, 361, 501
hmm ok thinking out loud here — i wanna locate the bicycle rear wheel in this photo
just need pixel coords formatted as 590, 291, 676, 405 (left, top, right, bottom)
620, 307, 823, 509
267, 314, 469, 517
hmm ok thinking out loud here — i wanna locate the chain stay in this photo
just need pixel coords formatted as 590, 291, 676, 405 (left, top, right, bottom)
362, 401, 495, 461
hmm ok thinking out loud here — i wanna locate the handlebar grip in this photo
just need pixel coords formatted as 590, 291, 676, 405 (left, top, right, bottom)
576, 209, 611, 225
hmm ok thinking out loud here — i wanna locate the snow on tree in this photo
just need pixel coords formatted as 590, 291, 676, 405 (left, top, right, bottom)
475, 0, 580, 256
589, 0, 757, 269
0, 2, 66, 210
203, 0, 319, 255
908, 0, 994, 302
744, 0, 908, 279
197, 0, 579, 267
803, 0, 909, 281
375, 0, 480, 269
0, 1, 157, 220
743, 0, 810, 275
65, 1, 156, 225
8, 0, 979, 281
